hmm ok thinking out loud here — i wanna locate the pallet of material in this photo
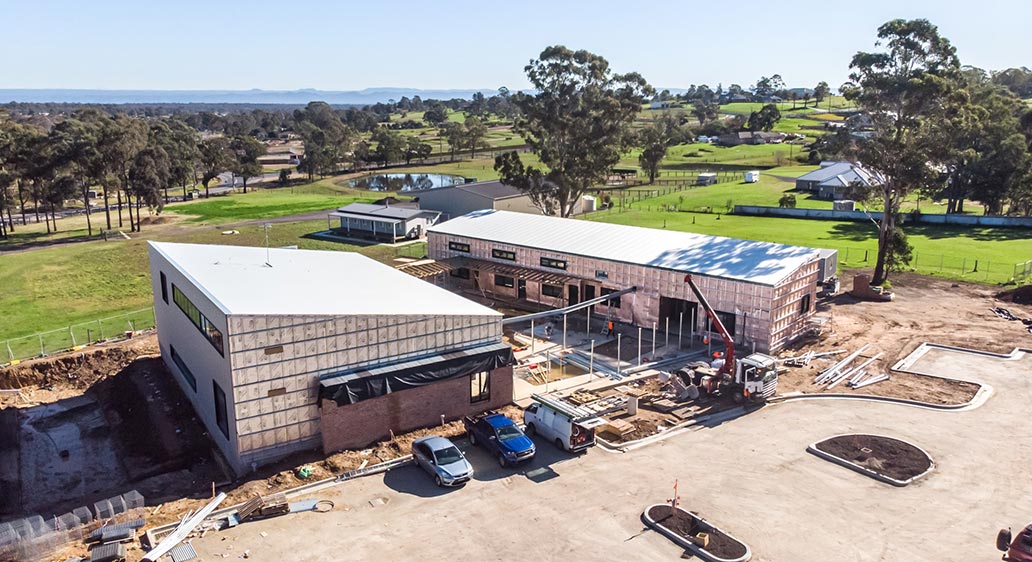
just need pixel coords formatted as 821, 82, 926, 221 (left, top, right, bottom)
566, 391, 598, 405
603, 419, 636, 436
584, 395, 628, 415
649, 398, 681, 413
615, 385, 648, 398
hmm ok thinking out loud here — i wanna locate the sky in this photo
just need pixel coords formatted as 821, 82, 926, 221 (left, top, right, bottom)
2, 0, 1030, 92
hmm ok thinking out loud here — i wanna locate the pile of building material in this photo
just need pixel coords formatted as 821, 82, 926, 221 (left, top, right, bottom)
779, 350, 845, 367
813, 345, 888, 390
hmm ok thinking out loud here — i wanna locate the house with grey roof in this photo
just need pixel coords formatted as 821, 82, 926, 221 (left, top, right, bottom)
327, 202, 440, 241
795, 161, 883, 200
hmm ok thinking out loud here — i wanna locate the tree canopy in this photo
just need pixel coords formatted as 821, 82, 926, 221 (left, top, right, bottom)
846, 18, 961, 284
495, 46, 652, 217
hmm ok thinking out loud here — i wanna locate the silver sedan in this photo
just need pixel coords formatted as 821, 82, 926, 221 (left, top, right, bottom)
411, 436, 474, 487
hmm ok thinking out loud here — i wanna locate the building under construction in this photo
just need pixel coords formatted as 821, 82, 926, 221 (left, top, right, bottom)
428, 210, 831, 353
148, 242, 513, 474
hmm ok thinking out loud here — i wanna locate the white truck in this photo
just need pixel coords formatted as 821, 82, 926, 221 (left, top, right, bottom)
523, 393, 607, 453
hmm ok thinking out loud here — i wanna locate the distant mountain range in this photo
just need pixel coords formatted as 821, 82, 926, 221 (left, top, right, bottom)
0, 88, 505, 105
0, 86, 694, 106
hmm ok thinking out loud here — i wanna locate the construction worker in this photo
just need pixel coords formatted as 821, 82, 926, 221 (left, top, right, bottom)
710, 351, 725, 370
607, 320, 615, 335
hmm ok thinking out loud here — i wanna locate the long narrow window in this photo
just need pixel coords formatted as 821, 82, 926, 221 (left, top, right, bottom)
800, 294, 812, 315
169, 345, 197, 391
540, 257, 566, 270
492, 248, 516, 261
213, 381, 229, 439
172, 284, 224, 356
160, 272, 168, 304
449, 241, 470, 253
470, 371, 490, 403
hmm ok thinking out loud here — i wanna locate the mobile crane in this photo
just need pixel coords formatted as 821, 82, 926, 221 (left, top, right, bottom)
676, 274, 779, 403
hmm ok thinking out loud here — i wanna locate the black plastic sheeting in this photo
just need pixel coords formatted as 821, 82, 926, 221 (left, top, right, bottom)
321, 345, 513, 406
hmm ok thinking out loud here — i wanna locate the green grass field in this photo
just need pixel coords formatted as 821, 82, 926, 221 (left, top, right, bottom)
0, 219, 427, 349
165, 190, 382, 224
624, 142, 807, 169
614, 171, 830, 212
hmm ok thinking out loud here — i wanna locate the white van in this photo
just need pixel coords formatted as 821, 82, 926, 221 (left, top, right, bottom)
523, 394, 607, 452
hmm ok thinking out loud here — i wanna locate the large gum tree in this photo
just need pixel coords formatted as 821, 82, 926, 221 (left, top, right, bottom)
845, 19, 960, 285
495, 46, 652, 217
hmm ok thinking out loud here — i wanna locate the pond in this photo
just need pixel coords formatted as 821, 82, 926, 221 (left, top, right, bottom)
348, 173, 463, 192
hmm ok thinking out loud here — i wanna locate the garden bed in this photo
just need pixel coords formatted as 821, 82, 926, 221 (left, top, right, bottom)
644, 504, 750, 562
809, 434, 933, 486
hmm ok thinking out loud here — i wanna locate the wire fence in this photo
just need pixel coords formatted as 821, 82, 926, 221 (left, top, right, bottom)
836, 247, 1025, 284
2, 308, 155, 364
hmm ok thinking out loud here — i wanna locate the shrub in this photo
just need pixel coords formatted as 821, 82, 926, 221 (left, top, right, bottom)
779, 193, 797, 208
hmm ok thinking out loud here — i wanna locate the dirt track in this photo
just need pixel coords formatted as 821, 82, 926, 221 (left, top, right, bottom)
777, 271, 1032, 403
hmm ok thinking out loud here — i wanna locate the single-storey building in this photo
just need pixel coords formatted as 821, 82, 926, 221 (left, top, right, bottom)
717, 131, 787, 146
416, 180, 585, 220
795, 161, 883, 200
148, 242, 512, 474
327, 202, 440, 241
427, 211, 823, 354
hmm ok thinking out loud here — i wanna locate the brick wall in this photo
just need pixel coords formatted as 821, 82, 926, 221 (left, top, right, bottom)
319, 366, 513, 453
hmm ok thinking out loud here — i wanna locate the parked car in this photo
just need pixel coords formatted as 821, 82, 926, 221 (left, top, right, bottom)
523, 398, 606, 453
463, 411, 536, 467
411, 436, 474, 487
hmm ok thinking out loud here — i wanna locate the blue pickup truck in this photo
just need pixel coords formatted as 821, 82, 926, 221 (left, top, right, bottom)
463, 411, 536, 467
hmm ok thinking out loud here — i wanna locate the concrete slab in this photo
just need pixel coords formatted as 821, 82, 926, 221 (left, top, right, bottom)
188, 343, 1032, 562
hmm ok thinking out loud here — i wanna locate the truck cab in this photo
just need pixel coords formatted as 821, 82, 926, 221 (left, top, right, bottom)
737, 353, 779, 401
463, 412, 536, 467
999, 523, 1032, 561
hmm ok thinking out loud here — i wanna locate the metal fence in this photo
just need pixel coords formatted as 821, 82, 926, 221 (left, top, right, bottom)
831, 246, 1022, 284
2, 308, 155, 364
0, 490, 144, 561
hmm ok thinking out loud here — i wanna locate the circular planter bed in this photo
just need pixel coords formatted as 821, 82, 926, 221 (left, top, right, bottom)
643, 504, 750, 562
808, 433, 933, 486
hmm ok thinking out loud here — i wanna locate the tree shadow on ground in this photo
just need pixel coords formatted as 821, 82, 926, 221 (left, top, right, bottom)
829, 219, 1032, 244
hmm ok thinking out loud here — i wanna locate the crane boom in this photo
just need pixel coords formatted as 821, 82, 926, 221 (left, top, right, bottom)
683, 274, 735, 377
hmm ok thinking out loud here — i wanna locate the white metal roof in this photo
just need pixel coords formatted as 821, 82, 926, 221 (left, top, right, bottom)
428, 210, 819, 286
149, 242, 501, 317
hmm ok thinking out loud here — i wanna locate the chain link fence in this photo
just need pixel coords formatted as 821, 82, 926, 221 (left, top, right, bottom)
2, 308, 155, 364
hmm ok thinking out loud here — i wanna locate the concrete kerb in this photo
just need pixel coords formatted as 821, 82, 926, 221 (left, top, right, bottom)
891, 343, 1030, 375
641, 503, 752, 562
806, 433, 936, 487
767, 341, 1016, 412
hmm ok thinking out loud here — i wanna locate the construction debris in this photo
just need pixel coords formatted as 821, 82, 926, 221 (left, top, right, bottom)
812, 345, 889, 390
779, 349, 846, 367
990, 307, 1032, 333
142, 492, 226, 562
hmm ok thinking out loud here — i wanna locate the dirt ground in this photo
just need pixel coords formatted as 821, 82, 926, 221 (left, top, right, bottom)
774, 272, 1031, 404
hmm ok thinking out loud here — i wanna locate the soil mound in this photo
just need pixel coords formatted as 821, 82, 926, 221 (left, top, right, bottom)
0, 338, 158, 390
997, 285, 1032, 305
